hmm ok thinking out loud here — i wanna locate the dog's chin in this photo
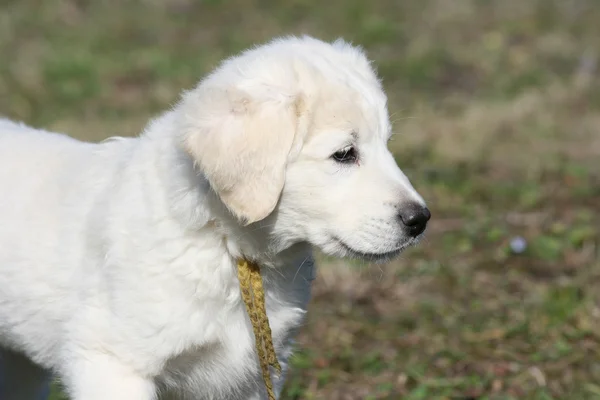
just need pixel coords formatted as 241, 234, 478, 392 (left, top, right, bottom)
334, 236, 422, 264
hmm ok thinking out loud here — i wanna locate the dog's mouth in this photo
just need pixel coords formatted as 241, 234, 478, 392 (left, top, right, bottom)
335, 236, 422, 264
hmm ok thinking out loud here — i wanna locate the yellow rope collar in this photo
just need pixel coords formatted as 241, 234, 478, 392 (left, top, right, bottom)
237, 259, 281, 400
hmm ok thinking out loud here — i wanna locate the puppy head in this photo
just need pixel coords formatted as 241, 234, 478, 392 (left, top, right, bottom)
180, 36, 429, 261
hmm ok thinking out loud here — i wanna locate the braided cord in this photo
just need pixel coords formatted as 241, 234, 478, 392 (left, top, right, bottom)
237, 259, 281, 400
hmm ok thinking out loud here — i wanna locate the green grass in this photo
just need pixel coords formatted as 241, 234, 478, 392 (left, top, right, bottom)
1, 0, 599, 399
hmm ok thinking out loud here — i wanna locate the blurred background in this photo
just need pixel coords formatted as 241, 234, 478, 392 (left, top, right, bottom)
1, 1, 599, 399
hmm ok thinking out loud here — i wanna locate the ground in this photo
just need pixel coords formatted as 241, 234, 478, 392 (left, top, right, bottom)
1, 1, 599, 399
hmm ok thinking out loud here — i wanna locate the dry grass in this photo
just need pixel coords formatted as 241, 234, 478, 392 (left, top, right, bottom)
1, 0, 599, 399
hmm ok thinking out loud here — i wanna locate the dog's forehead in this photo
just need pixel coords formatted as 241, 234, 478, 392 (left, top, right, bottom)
309, 78, 389, 142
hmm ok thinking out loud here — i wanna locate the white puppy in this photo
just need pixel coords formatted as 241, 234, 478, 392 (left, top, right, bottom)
0, 36, 429, 399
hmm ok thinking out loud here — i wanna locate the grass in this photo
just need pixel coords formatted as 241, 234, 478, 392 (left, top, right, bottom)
1, 0, 599, 399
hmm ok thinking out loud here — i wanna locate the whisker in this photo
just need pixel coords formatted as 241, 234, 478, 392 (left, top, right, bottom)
292, 256, 312, 284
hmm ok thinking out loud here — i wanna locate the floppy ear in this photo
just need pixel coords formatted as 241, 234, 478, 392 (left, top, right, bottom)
180, 86, 307, 225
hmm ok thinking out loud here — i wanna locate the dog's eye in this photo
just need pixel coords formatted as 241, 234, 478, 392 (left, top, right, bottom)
332, 147, 357, 163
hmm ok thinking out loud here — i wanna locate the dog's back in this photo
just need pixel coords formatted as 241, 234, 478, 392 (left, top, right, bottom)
0, 120, 102, 366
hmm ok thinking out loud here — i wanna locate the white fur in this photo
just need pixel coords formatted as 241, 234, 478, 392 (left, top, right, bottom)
0, 36, 426, 399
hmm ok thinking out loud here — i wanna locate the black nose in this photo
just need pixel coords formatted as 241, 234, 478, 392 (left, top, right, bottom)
398, 204, 431, 237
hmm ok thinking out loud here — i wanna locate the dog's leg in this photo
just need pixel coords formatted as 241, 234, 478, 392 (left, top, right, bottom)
273, 363, 289, 399
0, 349, 51, 400
243, 343, 293, 400
272, 338, 296, 399
244, 360, 290, 400
63, 353, 156, 400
